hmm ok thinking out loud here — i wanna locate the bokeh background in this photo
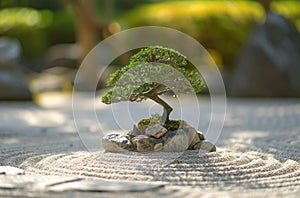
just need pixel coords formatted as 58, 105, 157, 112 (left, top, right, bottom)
0, 0, 299, 100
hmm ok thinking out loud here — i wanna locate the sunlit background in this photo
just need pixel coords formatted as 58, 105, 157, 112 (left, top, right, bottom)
1, 3, 300, 195
0, 0, 299, 101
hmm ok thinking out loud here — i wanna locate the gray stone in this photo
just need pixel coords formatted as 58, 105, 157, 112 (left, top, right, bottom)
145, 124, 168, 138
193, 140, 216, 152
153, 143, 163, 151
0, 69, 32, 100
197, 131, 205, 141
132, 135, 158, 152
177, 121, 201, 149
128, 125, 143, 136
0, 175, 80, 190
136, 124, 148, 134
179, 120, 190, 128
162, 129, 193, 152
0, 37, 32, 100
0, 175, 164, 192
187, 127, 201, 149
102, 134, 134, 152
102, 121, 216, 153
48, 179, 164, 192
0, 37, 21, 68
229, 12, 300, 97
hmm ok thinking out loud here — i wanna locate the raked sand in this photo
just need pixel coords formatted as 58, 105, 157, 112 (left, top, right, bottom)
0, 93, 299, 197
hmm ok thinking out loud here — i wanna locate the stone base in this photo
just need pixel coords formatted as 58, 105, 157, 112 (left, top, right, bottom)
102, 120, 216, 153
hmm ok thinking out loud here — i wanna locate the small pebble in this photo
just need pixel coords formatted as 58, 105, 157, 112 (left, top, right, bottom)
154, 143, 163, 151
193, 140, 216, 152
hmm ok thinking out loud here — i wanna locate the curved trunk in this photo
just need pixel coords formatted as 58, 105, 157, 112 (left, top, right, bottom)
148, 95, 173, 123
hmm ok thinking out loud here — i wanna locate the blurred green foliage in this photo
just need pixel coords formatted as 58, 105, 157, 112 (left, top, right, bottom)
0, 7, 75, 59
120, 0, 300, 69
0, 0, 61, 10
0, 7, 50, 58
0, 0, 299, 65
45, 10, 75, 45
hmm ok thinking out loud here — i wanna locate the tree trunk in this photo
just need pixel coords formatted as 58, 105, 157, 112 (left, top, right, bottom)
149, 95, 173, 123
260, 0, 272, 12
70, 0, 103, 60
65, 0, 107, 90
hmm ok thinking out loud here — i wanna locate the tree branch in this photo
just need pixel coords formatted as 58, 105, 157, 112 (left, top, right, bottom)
148, 95, 172, 123
129, 83, 172, 122
157, 89, 169, 95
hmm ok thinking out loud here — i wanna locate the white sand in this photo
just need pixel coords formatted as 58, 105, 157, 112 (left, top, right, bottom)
0, 94, 299, 197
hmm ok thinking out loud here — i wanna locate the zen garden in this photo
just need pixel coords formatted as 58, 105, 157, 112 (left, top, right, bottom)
0, 0, 299, 197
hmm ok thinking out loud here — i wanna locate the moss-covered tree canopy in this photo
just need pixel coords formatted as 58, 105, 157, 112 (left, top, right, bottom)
101, 46, 205, 122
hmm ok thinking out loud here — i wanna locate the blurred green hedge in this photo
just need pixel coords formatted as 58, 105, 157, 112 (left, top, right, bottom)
0, 8, 49, 58
0, 7, 75, 59
1, 1, 299, 65
120, 0, 300, 69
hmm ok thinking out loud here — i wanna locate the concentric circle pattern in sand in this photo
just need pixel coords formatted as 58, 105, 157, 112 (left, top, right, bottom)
0, 98, 300, 196
16, 150, 298, 190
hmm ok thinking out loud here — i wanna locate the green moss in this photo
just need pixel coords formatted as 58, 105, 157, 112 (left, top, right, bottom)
137, 118, 180, 131
137, 113, 163, 127
137, 118, 161, 127
164, 120, 180, 131
138, 118, 151, 126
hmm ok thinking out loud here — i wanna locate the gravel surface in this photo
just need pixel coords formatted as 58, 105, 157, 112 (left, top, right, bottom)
0, 93, 299, 197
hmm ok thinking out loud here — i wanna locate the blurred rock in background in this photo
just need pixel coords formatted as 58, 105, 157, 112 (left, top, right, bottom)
229, 10, 300, 97
0, 37, 32, 100
1, 0, 300, 97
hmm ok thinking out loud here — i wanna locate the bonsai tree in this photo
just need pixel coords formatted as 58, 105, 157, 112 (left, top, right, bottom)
101, 46, 205, 123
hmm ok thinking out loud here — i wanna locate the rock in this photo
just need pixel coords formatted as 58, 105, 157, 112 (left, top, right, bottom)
193, 140, 216, 152
162, 129, 194, 152
102, 120, 217, 153
145, 124, 168, 138
102, 134, 134, 152
47, 179, 164, 192
197, 131, 205, 141
132, 135, 158, 152
0, 69, 32, 100
0, 175, 80, 190
136, 124, 148, 135
178, 121, 201, 149
154, 143, 163, 151
187, 127, 201, 149
179, 120, 189, 128
0, 37, 32, 100
229, 12, 300, 97
0, 37, 21, 68
128, 125, 143, 136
